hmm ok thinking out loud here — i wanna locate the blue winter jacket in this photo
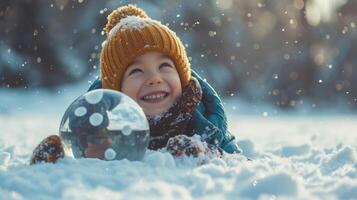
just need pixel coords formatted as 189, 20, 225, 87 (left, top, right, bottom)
87, 70, 241, 154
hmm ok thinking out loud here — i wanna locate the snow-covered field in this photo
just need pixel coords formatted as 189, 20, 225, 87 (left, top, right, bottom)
1, 85, 356, 200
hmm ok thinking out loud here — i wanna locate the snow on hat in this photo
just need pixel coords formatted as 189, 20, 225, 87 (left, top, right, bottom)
100, 4, 191, 90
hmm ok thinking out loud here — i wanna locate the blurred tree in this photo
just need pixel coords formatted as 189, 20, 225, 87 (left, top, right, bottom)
0, 0, 356, 110
0, 0, 103, 88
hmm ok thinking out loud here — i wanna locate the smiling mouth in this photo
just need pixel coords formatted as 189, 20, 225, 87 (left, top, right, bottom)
140, 91, 169, 103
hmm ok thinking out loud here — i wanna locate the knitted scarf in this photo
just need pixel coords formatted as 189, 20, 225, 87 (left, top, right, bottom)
147, 78, 202, 150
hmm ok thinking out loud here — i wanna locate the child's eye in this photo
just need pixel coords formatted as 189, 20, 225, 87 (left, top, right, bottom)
159, 62, 173, 69
128, 68, 143, 76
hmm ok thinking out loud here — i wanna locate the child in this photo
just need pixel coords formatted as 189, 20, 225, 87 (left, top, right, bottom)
30, 4, 241, 164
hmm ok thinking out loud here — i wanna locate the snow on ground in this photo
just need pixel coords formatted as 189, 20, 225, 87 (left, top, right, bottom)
0, 85, 357, 200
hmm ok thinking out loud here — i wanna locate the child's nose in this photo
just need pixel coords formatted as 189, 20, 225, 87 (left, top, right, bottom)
146, 73, 163, 86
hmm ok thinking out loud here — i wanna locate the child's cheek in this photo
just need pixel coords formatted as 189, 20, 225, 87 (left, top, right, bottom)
121, 79, 141, 102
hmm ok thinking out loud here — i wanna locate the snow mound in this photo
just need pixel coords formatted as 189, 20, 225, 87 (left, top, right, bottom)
143, 150, 176, 168
238, 139, 257, 158
1, 88, 357, 199
240, 172, 298, 198
281, 144, 311, 157
320, 145, 356, 176
1, 132, 356, 200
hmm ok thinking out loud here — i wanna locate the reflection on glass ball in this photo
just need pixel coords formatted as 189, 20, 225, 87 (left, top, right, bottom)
59, 89, 149, 161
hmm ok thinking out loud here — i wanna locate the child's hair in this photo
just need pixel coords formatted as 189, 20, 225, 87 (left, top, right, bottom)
100, 4, 191, 91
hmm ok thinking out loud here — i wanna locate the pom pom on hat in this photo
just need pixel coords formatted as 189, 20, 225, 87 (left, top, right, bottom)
100, 4, 191, 91
103, 4, 148, 36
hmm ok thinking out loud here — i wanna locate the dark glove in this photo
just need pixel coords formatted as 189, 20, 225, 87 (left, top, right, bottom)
30, 135, 65, 165
166, 135, 221, 158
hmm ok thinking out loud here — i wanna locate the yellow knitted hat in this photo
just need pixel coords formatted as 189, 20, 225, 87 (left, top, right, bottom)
100, 4, 191, 91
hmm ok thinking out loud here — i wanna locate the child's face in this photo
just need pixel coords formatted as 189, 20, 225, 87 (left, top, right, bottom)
121, 52, 182, 116
83, 134, 112, 159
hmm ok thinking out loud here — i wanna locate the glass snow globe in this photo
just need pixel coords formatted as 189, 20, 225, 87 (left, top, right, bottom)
59, 89, 150, 161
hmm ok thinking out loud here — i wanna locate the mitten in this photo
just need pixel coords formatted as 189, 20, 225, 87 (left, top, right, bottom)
166, 135, 221, 157
30, 135, 65, 165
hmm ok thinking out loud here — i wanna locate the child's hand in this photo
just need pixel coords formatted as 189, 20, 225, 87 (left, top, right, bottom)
30, 135, 65, 165
166, 135, 221, 158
